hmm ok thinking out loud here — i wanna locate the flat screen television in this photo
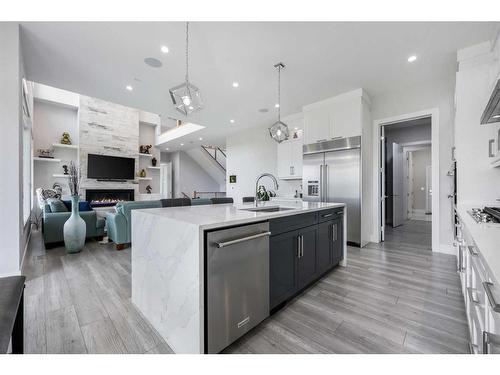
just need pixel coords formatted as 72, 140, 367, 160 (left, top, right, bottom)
87, 154, 135, 180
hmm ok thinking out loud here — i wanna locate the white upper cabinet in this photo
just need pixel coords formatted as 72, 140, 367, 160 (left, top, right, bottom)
303, 89, 369, 145
303, 106, 330, 144
277, 114, 304, 180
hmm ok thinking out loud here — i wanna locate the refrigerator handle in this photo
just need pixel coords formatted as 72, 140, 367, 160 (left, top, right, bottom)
319, 164, 324, 201
324, 164, 328, 202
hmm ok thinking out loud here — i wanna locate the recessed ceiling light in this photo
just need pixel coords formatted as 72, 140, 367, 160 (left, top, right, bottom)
230, 119, 235, 124
165, 147, 169, 151
199, 137, 203, 141
275, 103, 280, 108
407, 55, 417, 63
180, 143, 184, 146
126, 85, 133, 91
232, 82, 239, 88
294, 127, 299, 130
161, 45, 169, 54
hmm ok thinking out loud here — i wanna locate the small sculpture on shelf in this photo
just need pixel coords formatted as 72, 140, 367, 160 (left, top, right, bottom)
139, 145, 152, 154
62, 165, 69, 175
146, 185, 152, 194
60, 132, 72, 145
139, 169, 146, 178
151, 157, 157, 167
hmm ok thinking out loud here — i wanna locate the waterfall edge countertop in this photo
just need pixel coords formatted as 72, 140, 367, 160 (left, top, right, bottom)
130, 201, 346, 354
131, 201, 345, 230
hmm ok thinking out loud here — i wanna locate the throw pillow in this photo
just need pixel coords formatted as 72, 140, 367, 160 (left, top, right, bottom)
47, 198, 69, 213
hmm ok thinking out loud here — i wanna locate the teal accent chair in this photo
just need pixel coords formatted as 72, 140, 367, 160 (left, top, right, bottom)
106, 200, 162, 250
42, 203, 105, 247
106, 198, 219, 250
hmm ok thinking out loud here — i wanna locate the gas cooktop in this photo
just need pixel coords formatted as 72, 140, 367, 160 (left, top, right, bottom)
468, 207, 500, 224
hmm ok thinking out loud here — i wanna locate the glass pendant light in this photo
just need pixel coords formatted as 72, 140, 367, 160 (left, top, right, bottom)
169, 22, 203, 116
269, 62, 289, 143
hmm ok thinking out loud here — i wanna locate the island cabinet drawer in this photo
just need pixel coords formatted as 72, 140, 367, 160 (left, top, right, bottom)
317, 208, 343, 223
269, 212, 317, 236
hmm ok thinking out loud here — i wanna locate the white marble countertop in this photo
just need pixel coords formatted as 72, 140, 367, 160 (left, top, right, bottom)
133, 201, 345, 230
456, 203, 500, 282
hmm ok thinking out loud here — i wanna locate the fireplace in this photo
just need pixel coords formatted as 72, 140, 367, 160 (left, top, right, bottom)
85, 189, 135, 207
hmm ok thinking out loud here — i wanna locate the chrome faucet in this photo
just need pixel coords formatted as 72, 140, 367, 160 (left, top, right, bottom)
255, 173, 279, 203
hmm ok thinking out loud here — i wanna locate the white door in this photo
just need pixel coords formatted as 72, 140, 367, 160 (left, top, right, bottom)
160, 162, 172, 198
392, 142, 404, 227
380, 126, 386, 241
426, 165, 432, 214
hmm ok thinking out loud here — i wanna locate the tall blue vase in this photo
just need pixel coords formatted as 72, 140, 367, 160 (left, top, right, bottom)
63, 195, 86, 254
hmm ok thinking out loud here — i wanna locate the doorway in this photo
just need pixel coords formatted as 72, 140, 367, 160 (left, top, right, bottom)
379, 116, 433, 249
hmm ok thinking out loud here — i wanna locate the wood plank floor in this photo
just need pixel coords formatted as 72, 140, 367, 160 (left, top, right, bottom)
23, 220, 467, 354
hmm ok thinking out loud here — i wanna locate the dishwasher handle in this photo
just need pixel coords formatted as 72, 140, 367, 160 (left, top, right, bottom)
215, 231, 272, 248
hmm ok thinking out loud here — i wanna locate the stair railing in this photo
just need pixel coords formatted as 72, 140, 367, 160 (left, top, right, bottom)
201, 145, 226, 172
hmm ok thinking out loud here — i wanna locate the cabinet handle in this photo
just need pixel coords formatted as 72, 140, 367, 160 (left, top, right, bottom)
468, 245, 479, 256
297, 235, 301, 259
291, 166, 294, 175
332, 223, 337, 242
316, 139, 327, 143
483, 281, 500, 312
488, 139, 495, 158
322, 213, 333, 218
301, 235, 304, 258
215, 231, 272, 248
483, 331, 500, 354
467, 287, 479, 304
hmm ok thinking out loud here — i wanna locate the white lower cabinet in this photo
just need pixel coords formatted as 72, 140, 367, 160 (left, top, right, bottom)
458, 216, 500, 354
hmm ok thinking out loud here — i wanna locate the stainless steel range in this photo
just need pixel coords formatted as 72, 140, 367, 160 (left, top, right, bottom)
467, 207, 500, 224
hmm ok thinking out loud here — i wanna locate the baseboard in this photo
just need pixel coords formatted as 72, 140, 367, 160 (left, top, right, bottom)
19, 225, 32, 273
0, 270, 22, 278
434, 244, 456, 255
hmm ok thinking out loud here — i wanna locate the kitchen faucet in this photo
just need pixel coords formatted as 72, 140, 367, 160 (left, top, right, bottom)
255, 173, 279, 203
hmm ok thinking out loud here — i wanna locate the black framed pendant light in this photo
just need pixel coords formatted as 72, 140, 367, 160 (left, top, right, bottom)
268, 62, 289, 143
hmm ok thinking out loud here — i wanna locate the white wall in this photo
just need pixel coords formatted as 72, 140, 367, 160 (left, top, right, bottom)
371, 78, 455, 250
226, 126, 301, 204
455, 39, 500, 206
412, 148, 432, 211
0, 23, 25, 276
170, 151, 220, 198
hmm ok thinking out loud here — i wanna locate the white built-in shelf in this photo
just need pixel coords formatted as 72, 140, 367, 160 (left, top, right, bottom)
491, 156, 500, 168
52, 143, 79, 150
34, 157, 61, 162
147, 166, 160, 170
52, 174, 70, 178
138, 153, 153, 158
137, 177, 153, 181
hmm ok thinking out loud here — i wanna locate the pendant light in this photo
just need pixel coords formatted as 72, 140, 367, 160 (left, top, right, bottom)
169, 22, 203, 116
268, 62, 289, 143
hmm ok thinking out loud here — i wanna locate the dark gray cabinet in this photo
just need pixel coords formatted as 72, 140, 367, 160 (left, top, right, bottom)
297, 225, 317, 289
269, 209, 343, 311
269, 230, 298, 309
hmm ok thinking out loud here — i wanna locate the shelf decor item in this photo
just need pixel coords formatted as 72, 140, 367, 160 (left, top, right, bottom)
140, 145, 152, 154
63, 161, 86, 254
37, 148, 54, 158
62, 165, 69, 175
169, 22, 203, 116
60, 132, 72, 145
151, 157, 157, 167
268, 62, 289, 143
146, 185, 152, 194
140, 169, 146, 178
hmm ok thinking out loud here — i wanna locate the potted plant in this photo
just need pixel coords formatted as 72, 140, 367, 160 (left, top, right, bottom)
63, 161, 86, 253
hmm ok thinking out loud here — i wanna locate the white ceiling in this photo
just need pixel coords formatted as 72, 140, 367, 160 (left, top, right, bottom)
20, 22, 499, 152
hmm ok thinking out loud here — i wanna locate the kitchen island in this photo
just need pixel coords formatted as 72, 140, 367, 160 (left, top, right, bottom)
131, 201, 346, 354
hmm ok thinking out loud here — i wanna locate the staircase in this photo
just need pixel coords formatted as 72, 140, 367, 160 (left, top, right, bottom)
184, 146, 227, 190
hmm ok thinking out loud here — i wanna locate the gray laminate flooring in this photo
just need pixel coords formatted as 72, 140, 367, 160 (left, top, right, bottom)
23, 221, 467, 354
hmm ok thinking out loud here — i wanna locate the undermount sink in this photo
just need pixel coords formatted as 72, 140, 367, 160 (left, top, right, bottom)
239, 206, 296, 213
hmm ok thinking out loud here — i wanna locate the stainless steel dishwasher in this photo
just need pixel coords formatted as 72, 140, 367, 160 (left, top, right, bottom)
207, 221, 270, 354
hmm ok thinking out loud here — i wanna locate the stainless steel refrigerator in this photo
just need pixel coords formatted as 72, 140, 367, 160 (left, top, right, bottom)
302, 136, 361, 246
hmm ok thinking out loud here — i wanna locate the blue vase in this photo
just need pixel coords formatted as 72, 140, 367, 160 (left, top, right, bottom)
63, 195, 86, 253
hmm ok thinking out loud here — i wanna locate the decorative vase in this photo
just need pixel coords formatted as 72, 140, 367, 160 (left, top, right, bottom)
63, 195, 86, 254
151, 157, 157, 167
